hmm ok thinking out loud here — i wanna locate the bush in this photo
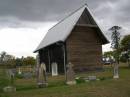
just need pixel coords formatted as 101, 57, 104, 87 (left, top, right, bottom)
15, 73, 24, 79
120, 54, 127, 63
75, 77, 85, 84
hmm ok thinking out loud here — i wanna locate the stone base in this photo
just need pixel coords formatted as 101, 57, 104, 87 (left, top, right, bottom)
113, 75, 119, 79
66, 81, 76, 85
37, 83, 48, 88
3, 86, 16, 92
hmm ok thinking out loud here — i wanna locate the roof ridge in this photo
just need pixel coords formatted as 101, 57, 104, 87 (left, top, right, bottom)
48, 4, 87, 31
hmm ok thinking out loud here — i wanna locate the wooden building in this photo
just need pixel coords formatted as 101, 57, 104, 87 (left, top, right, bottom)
34, 4, 109, 74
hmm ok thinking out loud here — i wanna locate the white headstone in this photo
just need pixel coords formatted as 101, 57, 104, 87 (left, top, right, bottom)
51, 62, 58, 76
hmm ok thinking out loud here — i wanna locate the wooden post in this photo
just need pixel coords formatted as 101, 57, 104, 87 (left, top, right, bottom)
48, 49, 51, 73
62, 43, 67, 81
36, 53, 40, 83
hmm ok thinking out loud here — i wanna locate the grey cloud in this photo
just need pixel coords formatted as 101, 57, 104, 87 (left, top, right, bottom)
0, 0, 130, 38
0, 0, 112, 22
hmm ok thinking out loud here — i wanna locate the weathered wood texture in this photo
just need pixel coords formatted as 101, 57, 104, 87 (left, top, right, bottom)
77, 8, 96, 25
39, 44, 65, 73
66, 26, 103, 72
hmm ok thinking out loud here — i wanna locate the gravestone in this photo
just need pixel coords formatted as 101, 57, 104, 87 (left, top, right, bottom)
7, 69, 15, 85
66, 63, 76, 85
51, 62, 58, 76
88, 76, 97, 81
3, 69, 16, 92
3, 86, 16, 92
37, 63, 48, 88
113, 62, 119, 78
23, 72, 32, 79
18, 67, 22, 74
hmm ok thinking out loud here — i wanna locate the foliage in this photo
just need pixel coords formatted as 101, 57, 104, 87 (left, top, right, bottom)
15, 58, 23, 67
109, 26, 121, 50
0, 51, 36, 67
16, 56, 36, 66
119, 35, 130, 63
103, 51, 114, 58
22, 56, 36, 66
120, 54, 127, 63
15, 73, 24, 79
0, 51, 16, 67
121, 35, 130, 51
109, 26, 122, 63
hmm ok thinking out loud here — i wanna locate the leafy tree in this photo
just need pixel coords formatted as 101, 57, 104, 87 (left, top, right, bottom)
121, 35, 130, 51
120, 35, 130, 66
0, 51, 15, 67
109, 26, 121, 62
109, 26, 122, 79
23, 56, 36, 66
103, 51, 114, 58
15, 58, 23, 67
0, 51, 6, 63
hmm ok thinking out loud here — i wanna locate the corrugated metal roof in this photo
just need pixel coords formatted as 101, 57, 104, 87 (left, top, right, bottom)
34, 4, 109, 52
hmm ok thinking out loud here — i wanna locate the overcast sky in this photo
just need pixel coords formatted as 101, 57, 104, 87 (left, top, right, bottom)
0, 0, 130, 57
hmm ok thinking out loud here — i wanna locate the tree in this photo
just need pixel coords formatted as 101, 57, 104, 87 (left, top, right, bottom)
23, 56, 36, 66
0, 51, 7, 63
120, 35, 130, 66
103, 51, 114, 58
109, 26, 122, 79
121, 35, 130, 51
0, 51, 15, 67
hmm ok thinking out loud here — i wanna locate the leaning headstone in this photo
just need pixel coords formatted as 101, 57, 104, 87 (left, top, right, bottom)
37, 63, 48, 88
66, 63, 76, 85
51, 62, 58, 76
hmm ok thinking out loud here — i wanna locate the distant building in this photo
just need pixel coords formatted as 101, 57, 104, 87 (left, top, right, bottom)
34, 4, 109, 74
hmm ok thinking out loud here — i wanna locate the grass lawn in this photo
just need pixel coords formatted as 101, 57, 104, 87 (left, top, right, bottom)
0, 65, 130, 97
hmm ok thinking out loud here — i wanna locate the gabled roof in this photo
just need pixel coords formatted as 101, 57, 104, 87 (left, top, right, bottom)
34, 4, 109, 52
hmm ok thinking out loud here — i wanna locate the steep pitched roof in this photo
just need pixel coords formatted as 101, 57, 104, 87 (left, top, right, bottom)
34, 4, 109, 52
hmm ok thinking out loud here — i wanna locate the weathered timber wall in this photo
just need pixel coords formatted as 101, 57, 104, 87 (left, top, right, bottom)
66, 26, 103, 72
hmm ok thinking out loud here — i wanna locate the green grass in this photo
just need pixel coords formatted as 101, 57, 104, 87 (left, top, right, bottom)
0, 69, 10, 93
1, 65, 130, 97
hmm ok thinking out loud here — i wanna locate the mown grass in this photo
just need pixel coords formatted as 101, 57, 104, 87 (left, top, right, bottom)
0, 65, 130, 97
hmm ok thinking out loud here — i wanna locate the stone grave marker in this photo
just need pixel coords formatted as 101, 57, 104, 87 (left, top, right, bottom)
88, 76, 97, 81
3, 69, 16, 92
66, 62, 76, 85
113, 62, 119, 79
51, 62, 58, 76
37, 63, 48, 88
23, 72, 32, 79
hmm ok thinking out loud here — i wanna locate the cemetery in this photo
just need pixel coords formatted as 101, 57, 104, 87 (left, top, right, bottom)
0, 3, 130, 97
1, 64, 130, 97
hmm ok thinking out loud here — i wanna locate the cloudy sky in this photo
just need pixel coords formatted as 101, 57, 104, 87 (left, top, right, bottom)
0, 0, 130, 57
